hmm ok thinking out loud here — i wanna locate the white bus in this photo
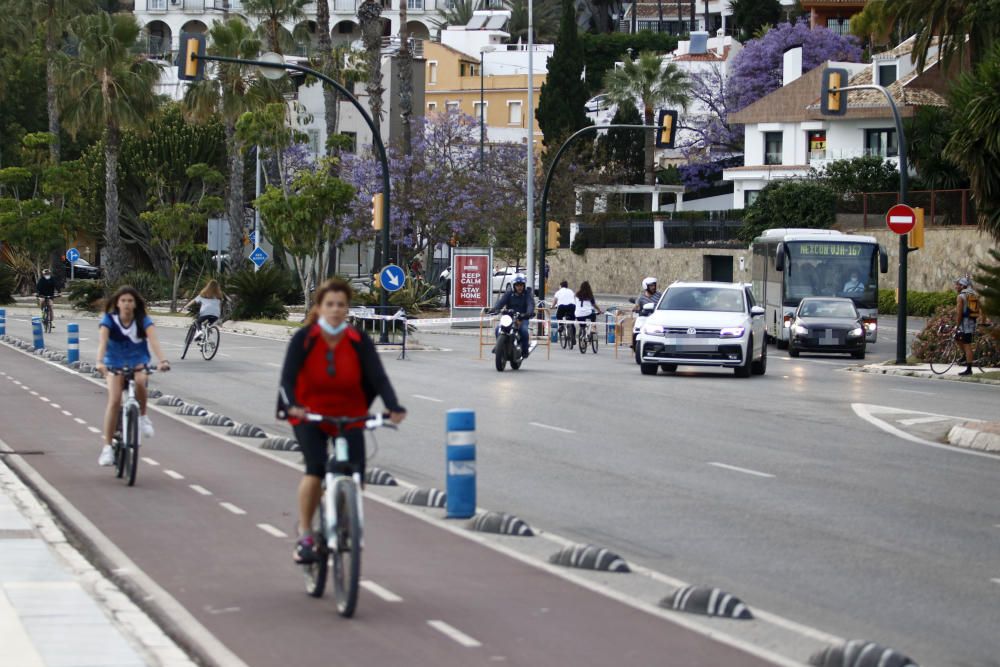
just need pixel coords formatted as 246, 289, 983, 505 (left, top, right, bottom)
750, 229, 889, 346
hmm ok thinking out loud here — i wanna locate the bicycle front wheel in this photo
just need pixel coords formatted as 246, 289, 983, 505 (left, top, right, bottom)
930, 341, 960, 374
304, 501, 329, 598
591, 329, 599, 353
125, 405, 139, 486
559, 325, 568, 349
201, 326, 220, 361
579, 330, 587, 354
332, 481, 361, 618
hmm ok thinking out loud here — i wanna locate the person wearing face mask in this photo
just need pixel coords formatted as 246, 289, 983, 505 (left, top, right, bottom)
276, 278, 406, 565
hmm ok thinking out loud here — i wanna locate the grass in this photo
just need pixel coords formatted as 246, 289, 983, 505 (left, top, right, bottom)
977, 371, 1000, 381
244, 318, 304, 328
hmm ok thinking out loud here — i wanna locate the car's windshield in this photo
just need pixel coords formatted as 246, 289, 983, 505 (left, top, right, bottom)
659, 287, 744, 313
798, 300, 857, 319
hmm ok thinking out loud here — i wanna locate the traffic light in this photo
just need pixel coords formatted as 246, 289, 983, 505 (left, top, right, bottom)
655, 110, 677, 149
178, 33, 206, 82
371, 192, 384, 231
546, 221, 560, 250
820, 68, 848, 116
910, 207, 925, 250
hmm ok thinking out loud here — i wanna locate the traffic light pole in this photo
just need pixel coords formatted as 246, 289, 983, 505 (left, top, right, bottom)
537, 124, 658, 301
193, 53, 393, 328
833, 84, 909, 364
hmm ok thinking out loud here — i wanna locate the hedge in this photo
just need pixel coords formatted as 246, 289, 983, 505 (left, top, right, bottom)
878, 289, 955, 316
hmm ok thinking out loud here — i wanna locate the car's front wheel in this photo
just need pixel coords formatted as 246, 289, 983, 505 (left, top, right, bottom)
751, 339, 767, 375
735, 336, 753, 378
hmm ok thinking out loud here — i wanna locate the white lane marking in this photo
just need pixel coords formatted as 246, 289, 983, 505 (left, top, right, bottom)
265, 362, 282, 368
87, 427, 101, 435
851, 404, 998, 460
707, 462, 776, 478
21, 385, 30, 390
891, 388, 934, 396
39, 397, 50, 402
143, 458, 160, 466
29, 390, 38, 396
992, 578, 1000, 586
256, 523, 286, 538
361, 580, 403, 602
50, 403, 61, 409
898, 415, 951, 426
427, 620, 481, 647
11, 380, 21, 385
529, 421, 575, 434
189, 485, 212, 496
61, 410, 72, 416
413, 394, 443, 403
73, 417, 86, 425
220, 502, 246, 515
164, 470, 185, 480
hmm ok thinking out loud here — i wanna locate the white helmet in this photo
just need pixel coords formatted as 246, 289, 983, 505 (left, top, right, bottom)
642, 277, 658, 290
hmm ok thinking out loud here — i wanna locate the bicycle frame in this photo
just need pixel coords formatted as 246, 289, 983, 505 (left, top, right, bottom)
322, 437, 366, 551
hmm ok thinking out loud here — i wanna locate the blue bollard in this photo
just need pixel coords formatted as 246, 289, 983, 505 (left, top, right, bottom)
606, 308, 617, 344
31, 317, 44, 350
445, 409, 476, 519
550, 310, 558, 343
0, 308, 5, 336
67, 323, 79, 363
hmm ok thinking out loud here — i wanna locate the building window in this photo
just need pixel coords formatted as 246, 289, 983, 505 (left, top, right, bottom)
826, 17, 851, 36
473, 101, 486, 123
764, 131, 783, 165
407, 0, 423, 9
507, 100, 522, 125
428, 61, 437, 84
808, 130, 826, 159
446, 100, 460, 112
878, 63, 897, 86
427, 102, 437, 112
307, 129, 321, 157
865, 128, 898, 158
745, 190, 760, 207
149, 0, 167, 9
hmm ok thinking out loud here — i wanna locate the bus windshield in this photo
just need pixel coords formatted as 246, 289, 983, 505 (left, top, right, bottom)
783, 241, 877, 309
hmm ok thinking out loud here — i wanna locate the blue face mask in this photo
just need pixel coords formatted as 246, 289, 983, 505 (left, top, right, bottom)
319, 317, 348, 336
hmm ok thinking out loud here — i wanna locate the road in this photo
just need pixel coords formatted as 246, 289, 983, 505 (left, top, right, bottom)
2, 311, 999, 666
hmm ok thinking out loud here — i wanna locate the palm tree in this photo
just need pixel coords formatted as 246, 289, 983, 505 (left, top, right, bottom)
884, 0, 999, 71
603, 51, 689, 193
59, 12, 162, 282
432, 0, 481, 31
184, 18, 277, 267
358, 0, 385, 125
505, 0, 560, 43
243, 0, 310, 55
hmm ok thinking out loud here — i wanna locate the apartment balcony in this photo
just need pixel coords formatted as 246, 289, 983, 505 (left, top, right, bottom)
141, 0, 242, 12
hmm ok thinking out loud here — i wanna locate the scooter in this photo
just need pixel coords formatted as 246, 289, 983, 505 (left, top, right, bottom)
627, 298, 655, 363
494, 309, 527, 372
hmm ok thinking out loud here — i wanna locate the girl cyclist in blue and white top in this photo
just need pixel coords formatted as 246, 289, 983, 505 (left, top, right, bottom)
95, 286, 170, 466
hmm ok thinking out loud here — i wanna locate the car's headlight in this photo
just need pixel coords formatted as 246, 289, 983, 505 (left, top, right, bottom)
848, 327, 864, 337
719, 326, 745, 338
643, 325, 666, 336
793, 324, 809, 336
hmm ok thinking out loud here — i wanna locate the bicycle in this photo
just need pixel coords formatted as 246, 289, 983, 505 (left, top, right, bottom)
300, 412, 396, 618
36, 294, 57, 333
557, 319, 576, 349
106, 367, 160, 487
181, 318, 221, 361
577, 319, 599, 354
929, 323, 996, 374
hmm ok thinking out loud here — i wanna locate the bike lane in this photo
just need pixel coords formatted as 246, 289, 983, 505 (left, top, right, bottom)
0, 345, 779, 667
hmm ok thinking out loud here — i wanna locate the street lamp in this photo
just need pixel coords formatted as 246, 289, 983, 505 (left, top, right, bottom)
479, 45, 496, 170
526, 0, 535, 295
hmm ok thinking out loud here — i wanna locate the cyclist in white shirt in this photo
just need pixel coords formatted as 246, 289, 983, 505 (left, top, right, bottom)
181, 280, 225, 358
551, 280, 577, 346
574, 281, 601, 341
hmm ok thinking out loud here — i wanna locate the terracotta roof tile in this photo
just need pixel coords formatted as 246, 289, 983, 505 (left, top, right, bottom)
673, 46, 729, 62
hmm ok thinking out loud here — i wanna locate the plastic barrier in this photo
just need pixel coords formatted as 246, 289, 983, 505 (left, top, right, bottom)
445, 409, 476, 519
0, 308, 5, 336
67, 323, 80, 363
31, 317, 44, 350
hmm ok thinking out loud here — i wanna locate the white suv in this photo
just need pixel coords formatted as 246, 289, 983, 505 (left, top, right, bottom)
635, 282, 767, 377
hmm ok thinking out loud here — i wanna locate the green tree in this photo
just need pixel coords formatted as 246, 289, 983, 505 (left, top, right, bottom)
904, 106, 969, 190
596, 103, 644, 184
432, 0, 480, 31
358, 0, 385, 125
141, 164, 224, 311
603, 50, 688, 192
884, 0, 999, 71
850, 0, 898, 51
740, 180, 837, 242
255, 159, 355, 306
728, 0, 782, 42
243, 0, 310, 55
974, 247, 1000, 323
943, 42, 1000, 241
58, 12, 162, 283
505, 0, 561, 43
185, 18, 277, 269
536, 0, 592, 150
579, 32, 679, 96
814, 155, 899, 195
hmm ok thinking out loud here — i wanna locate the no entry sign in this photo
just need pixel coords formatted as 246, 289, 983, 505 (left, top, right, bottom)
886, 204, 916, 235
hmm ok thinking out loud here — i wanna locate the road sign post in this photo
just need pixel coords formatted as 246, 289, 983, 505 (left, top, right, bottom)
66, 247, 79, 281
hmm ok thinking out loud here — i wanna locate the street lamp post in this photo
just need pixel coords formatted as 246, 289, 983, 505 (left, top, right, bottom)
479, 45, 495, 169
526, 0, 536, 295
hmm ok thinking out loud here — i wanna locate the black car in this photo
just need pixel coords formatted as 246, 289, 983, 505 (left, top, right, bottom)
63, 257, 101, 280
788, 297, 866, 359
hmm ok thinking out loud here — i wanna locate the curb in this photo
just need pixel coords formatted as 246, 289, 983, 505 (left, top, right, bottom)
852, 364, 1000, 385
947, 423, 1000, 453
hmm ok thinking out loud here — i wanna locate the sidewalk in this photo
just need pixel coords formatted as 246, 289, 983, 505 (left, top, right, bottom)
0, 455, 193, 667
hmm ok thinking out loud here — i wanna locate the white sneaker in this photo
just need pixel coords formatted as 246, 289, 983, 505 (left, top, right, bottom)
140, 415, 154, 439
98, 445, 115, 466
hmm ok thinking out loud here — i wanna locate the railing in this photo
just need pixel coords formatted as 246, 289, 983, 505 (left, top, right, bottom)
573, 217, 744, 249
840, 189, 975, 227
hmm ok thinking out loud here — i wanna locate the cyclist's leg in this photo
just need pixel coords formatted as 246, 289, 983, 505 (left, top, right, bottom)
518, 318, 531, 356
344, 427, 366, 482
103, 373, 124, 446
133, 367, 149, 414
292, 423, 328, 536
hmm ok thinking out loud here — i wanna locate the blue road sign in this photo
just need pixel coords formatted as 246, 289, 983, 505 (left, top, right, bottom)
248, 230, 256, 246
66, 248, 80, 263
379, 264, 406, 293
249, 246, 269, 268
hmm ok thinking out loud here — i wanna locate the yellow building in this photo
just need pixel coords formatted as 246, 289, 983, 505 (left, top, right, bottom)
423, 42, 545, 146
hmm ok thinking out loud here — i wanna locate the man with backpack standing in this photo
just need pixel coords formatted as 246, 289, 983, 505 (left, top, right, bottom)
954, 276, 980, 376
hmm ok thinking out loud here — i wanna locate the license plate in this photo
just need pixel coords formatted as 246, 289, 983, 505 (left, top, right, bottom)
663, 337, 678, 345
820, 329, 837, 346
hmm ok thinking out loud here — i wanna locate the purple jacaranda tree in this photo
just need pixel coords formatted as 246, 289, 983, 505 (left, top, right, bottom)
729, 19, 862, 113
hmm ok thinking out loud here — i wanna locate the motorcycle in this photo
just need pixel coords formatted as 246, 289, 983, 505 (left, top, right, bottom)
627, 298, 655, 363
494, 309, 525, 372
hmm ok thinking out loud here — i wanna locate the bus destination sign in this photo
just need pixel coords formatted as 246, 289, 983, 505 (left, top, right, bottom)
797, 243, 864, 257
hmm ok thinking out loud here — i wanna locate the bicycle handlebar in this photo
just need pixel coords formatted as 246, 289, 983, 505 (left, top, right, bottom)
104, 366, 167, 376
301, 412, 397, 431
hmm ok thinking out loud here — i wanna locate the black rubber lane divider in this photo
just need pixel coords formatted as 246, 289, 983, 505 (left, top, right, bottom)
398, 487, 446, 508
176, 404, 208, 417
227, 423, 266, 438
260, 437, 299, 452
469, 511, 534, 537
549, 544, 629, 572
365, 467, 397, 486
661, 585, 753, 620
199, 414, 234, 427
156, 395, 184, 407
810, 640, 918, 667
148, 389, 163, 399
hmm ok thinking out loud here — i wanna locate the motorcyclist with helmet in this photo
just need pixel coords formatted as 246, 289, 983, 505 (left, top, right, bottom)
634, 277, 661, 312
488, 274, 534, 359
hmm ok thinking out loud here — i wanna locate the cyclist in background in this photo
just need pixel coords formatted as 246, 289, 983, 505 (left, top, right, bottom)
575, 281, 601, 342
954, 276, 980, 376
550, 280, 577, 346
276, 278, 406, 565
36, 269, 58, 329
95, 286, 170, 466
181, 279, 225, 358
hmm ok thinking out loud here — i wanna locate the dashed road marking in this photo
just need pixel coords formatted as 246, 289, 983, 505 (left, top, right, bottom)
11, 380, 21, 385
707, 462, 775, 478
50, 403, 60, 409
61, 410, 72, 417
220, 502, 246, 515
427, 620, 481, 647
529, 421, 575, 434
256, 523, 286, 538
992, 578, 1000, 586
39, 397, 49, 402
87, 426, 101, 434
189, 485, 212, 496
413, 394, 443, 403
29, 390, 38, 396
164, 470, 184, 480
142, 458, 160, 466
73, 417, 86, 425
361, 580, 403, 602
891, 388, 934, 395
